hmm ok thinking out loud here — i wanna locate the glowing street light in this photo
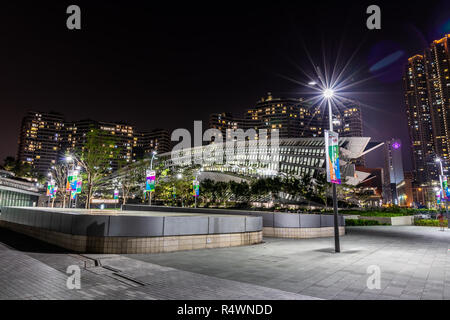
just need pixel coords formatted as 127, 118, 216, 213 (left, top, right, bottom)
323, 88, 334, 99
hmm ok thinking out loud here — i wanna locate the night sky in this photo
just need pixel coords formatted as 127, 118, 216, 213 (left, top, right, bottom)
1, 0, 449, 169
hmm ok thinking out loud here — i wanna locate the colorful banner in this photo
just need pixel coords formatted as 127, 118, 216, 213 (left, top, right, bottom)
172, 186, 176, 198
146, 170, 156, 192
75, 179, 82, 194
46, 180, 56, 198
436, 191, 441, 204
325, 130, 341, 184
66, 170, 75, 191
193, 180, 200, 197
114, 189, 119, 200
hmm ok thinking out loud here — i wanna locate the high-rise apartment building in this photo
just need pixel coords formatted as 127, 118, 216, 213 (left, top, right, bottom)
403, 54, 437, 185
62, 119, 135, 171
404, 34, 450, 187
18, 111, 167, 174
17, 111, 64, 175
133, 129, 171, 160
425, 35, 450, 172
209, 93, 364, 167
245, 93, 306, 139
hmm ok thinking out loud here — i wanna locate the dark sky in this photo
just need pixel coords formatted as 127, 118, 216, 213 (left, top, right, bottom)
0, 0, 449, 169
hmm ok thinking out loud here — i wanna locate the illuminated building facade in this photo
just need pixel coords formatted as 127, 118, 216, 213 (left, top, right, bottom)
404, 35, 450, 187
161, 137, 382, 186
383, 139, 405, 205
133, 129, 171, 160
63, 119, 135, 171
17, 111, 64, 175
425, 35, 450, 173
245, 93, 308, 139
403, 54, 437, 186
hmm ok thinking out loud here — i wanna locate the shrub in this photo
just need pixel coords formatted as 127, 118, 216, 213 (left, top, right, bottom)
414, 219, 448, 227
345, 219, 388, 226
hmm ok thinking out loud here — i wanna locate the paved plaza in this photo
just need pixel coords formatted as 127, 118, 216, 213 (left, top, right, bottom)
1, 225, 450, 300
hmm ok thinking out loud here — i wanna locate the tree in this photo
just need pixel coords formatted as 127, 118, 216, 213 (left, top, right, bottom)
115, 161, 146, 205
48, 162, 70, 208
75, 129, 122, 209
2, 156, 33, 178
200, 179, 215, 205
213, 181, 229, 205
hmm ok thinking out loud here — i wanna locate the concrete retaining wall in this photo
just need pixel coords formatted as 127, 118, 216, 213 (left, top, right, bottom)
122, 205, 345, 239
0, 220, 262, 254
0, 207, 262, 237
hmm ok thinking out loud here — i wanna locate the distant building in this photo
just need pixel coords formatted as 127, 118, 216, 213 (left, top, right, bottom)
403, 34, 450, 188
355, 166, 384, 207
18, 110, 169, 174
63, 119, 135, 171
209, 112, 262, 142
403, 54, 437, 186
17, 111, 64, 175
245, 93, 307, 139
383, 139, 405, 205
209, 93, 364, 147
397, 171, 414, 207
133, 129, 171, 160
425, 35, 450, 174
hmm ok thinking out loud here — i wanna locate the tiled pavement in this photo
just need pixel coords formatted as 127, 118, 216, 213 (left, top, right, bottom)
1, 225, 450, 300
0, 228, 315, 300
127, 226, 450, 300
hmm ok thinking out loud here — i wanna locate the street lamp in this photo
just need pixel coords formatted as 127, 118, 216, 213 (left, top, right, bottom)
194, 170, 201, 208
148, 151, 158, 206
323, 88, 340, 253
435, 158, 448, 219
65, 155, 76, 208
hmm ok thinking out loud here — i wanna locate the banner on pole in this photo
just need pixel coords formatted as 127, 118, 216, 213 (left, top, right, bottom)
325, 130, 341, 184
436, 191, 441, 204
47, 180, 56, 198
193, 180, 200, 197
146, 170, 156, 192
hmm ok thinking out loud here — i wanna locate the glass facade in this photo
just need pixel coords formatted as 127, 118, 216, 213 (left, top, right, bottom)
0, 189, 37, 207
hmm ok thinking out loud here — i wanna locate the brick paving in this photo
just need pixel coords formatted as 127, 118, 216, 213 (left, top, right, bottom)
1, 225, 450, 300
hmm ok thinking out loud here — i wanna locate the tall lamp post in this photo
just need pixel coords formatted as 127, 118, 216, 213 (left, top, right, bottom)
323, 88, 340, 253
193, 169, 201, 208
436, 158, 448, 219
148, 151, 158, 206
65, 156, 75, 208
